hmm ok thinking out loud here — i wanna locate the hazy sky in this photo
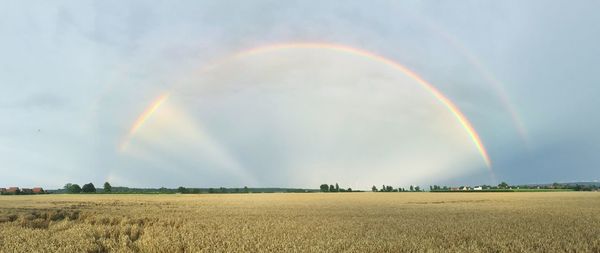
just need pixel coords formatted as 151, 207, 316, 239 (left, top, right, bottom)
1, 1, 599, 189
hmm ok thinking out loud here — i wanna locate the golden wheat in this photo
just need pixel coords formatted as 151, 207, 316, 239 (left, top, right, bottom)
0, 192, 599, 252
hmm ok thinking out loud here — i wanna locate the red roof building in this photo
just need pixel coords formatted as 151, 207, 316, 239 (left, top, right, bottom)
6, 187, 20, 193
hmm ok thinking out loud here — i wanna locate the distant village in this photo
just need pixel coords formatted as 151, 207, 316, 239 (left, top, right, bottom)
0, 187, 45, 195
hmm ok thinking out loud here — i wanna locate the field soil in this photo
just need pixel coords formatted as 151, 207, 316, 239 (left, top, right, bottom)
1, 192, 599, 252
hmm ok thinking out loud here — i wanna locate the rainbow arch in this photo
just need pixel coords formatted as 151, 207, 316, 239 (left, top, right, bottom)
121, 43, 494, 176
120, 93, 169, 151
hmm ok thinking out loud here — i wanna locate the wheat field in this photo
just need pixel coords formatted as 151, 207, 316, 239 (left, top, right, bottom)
0, 192, 599, 252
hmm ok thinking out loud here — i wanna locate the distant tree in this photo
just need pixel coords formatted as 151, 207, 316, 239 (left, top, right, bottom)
243, 186, 249, 193
335, 183, 340, 192
320, 184, 329, 192
347, 188, 352, 192
208, 188, 215, 193
498, 182, 509, 189
82, 183, 96, 193
177, 186, 188, 194
103, 182, 112, 193
415, 186, 421, 192
429, 186, 433, 191
385, 185, 393, 192
65, 183, 81, 193
410, 185, 414, 192
159, 187, 167, 193
372, 185, 378, 192
329, 185, 335, 192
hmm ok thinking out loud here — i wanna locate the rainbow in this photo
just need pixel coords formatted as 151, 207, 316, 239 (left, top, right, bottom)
407, 14, 530, 147
122, 43, 493, 175
232, 43, 492, 169
120, 93, 169, 150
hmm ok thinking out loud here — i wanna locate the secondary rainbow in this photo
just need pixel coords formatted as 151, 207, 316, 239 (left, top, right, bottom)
122, 43, 493, 175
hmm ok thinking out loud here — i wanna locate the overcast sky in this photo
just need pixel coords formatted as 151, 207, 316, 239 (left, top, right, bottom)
1, 1, 599, 189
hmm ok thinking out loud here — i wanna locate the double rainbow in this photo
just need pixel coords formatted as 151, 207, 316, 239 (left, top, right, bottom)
121, 43, 493, 175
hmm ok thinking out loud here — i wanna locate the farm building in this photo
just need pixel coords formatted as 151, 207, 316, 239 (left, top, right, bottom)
6, 187, 20, 194
1, 186, 45, 194
474, 186, 483, 191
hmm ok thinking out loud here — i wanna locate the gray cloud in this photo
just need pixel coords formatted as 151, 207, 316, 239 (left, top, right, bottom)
1, 1, 599, 188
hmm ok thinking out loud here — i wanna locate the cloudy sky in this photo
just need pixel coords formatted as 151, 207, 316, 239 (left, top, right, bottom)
1, 1, 599, 189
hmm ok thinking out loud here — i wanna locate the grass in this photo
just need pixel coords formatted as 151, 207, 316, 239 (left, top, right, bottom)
1, 192, 599, 252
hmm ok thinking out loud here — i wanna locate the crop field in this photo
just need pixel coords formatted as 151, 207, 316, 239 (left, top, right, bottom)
0, 192, 599, 252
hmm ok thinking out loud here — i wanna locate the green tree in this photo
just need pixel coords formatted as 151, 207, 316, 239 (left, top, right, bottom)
243, 186, 249, 193
347, 188, 352, 192
372, 185, 378, 192
329, 185, 335, 192
415, 186, 421, 192
65, 183, 81, 193
410, 185, 414, 192
498, 182, 509, 189
320, 184, 329, 192
82, 183, 96, 193
103, 182, 112, 193
177, 186, 188, 194
335, 183, 340, 192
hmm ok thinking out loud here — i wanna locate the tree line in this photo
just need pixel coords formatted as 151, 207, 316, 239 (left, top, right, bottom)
319, 183, 353, 192
319, 183, 423, 192
372, 185, 422, 192
58, 182, 318, 194
63, 182, 112, 193
51, 180, 599, 194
